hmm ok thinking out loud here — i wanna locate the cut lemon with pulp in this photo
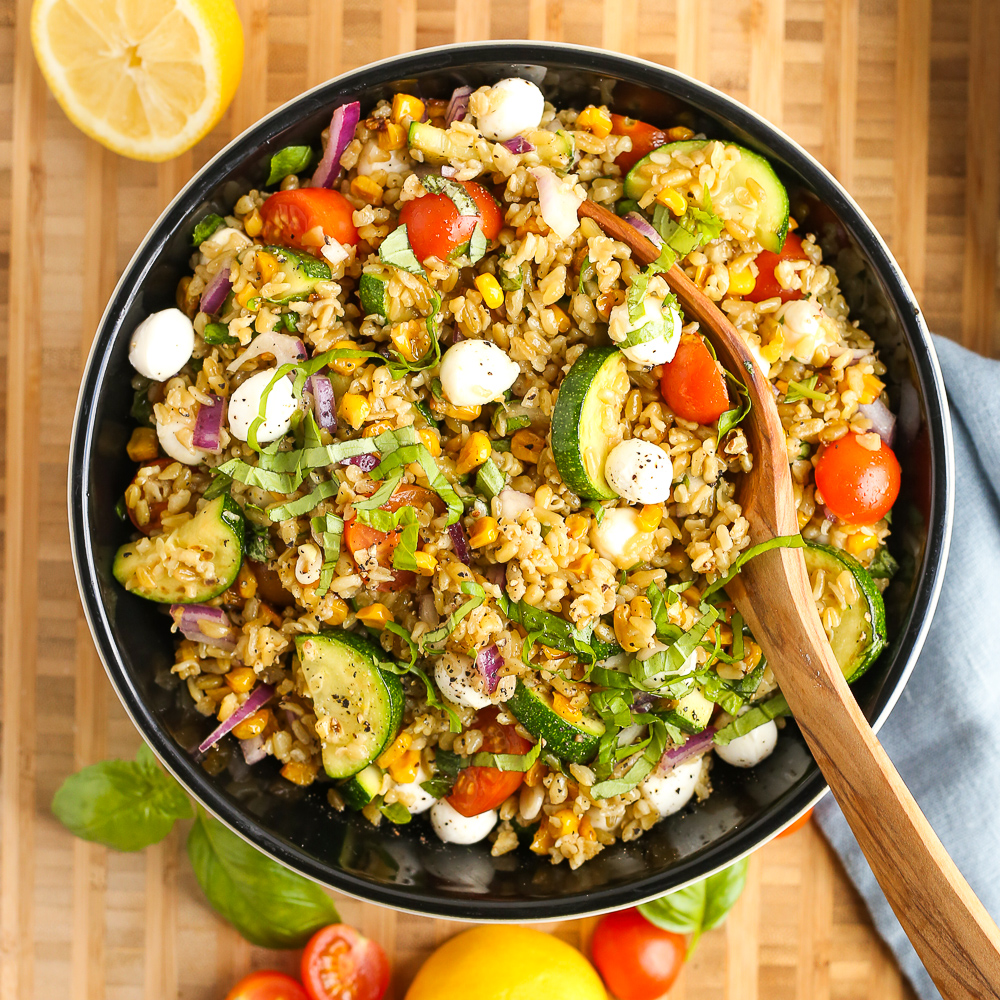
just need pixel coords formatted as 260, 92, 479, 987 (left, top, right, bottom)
30, 0, 243, 161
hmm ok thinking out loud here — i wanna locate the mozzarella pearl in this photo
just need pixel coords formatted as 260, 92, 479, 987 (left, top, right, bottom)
434, 653, 492, 710
776, 299, 837, 364
439, 340, 520, 407
392, 765, 436, 816
128, 308, 195, 381
156, 415, 202, 465
608, 293, 683, 366
590, 507, 656, 569
430, 798, 497, 844
227, 369, 298, 443
640, 757, 703, 817
356, 140, 408, 177
475, 78, 545, 142
714, 720, 778, 768
604, 439, 673, 504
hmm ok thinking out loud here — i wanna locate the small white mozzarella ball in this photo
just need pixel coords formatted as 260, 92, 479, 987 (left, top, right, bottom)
439, 340, 519, 407
780, 298, 823, 339
621, 336, 680, 367
393, 765, 436, 816
128, 308, 195, 382
590, 507, 655, 569
156, 416, 202, 465
776, 299, 837, 364
430, 798, 497, 844
609, 290, 682, 367
640, 757, 703, 817
228, 369, 297, 443
714, 720, 778, 768
604, 439, 673, 504
356, 140, 408, 177
476, 78, 545, 142
434, 653, 491, 710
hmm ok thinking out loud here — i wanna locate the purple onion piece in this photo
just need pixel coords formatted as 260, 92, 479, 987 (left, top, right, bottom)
307, 374, 337, 431
342, 452, 380, 472
445, 85, 472, 125
485, 563, 506, 587
858, 400, 897, 447
448, 522, 472, 564
170, 604, 238, 650
199, 268, 233, 315
475, 643, 502, 694
440, 165, 457, 178
623, 212, 664, 248
310, 100, 362, 188
501, 136, 535, 155
197, 683, 275, 754
240, 735, 267, 765
632, 690, 657, 714
192, 395, 225, 452
657, 728, 716, 774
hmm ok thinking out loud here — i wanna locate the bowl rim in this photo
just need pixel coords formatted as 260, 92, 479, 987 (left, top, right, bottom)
69, 39, 954, 920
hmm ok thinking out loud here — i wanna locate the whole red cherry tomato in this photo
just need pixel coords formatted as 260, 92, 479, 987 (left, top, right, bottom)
224, 971, 310, 1000
659, 333, 731, 425
814, 432, 901, 523
591, 909, 686, 1000
301, 924, 390, 1000
398, 180, 502, 264
260, 188, 359, 253
610, 114, 669, 173
744, 231, 808, 303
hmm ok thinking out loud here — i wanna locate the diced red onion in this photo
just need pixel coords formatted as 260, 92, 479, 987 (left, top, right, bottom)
501, 136, 535, 154
858, 399, 897, 447
623, 212, 664, 248
342, 452, 380, 472
632, 691, 657, 713
199, 267, 232, 315
440, 165, 457, 178
529, 166, 584, 241
445, 85, 472, 125
475, 643, 502, 694
307, 374, 337, 430
656, 728, 716, 774
497, 487, 534, 520
485, 563, 506, 587
240, 735, 267, 765
321, 235, 350, 266
170, 604, 238, 650
226, 330, 307, 373
310, 100, 361, 188
192, 395, 225, 452
448, 522, 471, 564
197, 683, 274, 753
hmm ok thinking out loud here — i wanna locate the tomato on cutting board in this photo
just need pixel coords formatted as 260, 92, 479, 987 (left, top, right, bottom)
224, 971, 310, 1000
301, 924, 390, 1000
659, 333, 731, 425
743, 231, 808, 303
591, 909, 686, 1000
397, 180, 502, 263
814, 432, 901, 522
261, 188, 359, 252
610, 114, 669, 173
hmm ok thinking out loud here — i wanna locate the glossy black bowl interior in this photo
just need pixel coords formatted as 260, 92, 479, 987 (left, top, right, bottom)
70, 42, 952, 919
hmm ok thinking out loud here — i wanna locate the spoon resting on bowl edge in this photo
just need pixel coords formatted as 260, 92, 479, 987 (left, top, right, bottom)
579, 199, 1000, 1000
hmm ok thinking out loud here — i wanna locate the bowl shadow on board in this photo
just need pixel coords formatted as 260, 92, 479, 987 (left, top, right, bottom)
73, 43, 950, 919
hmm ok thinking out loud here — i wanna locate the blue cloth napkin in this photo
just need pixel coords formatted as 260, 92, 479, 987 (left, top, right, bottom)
816, 335, 1000, 1000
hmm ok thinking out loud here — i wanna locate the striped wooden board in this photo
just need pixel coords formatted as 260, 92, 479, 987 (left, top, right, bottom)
3, 0, 997, 997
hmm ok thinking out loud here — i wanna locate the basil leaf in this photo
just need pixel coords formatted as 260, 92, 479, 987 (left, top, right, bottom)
217, 457, 303, 494
468, 222, 488, 264
267, 145, 313, 186
702, 856, 749, 930
419, 582, 485, 653
51, 743, 192, 852
868, 546, 899, 580
498, 595, 608, 662
785, 375, 830, 404
203, 322, 237, 345
192, 213, 225, 246
244, 518, 273, 562
311, 513, 344, 597
266, 478, 340, 521
469, 739, 542, 772
202, 471, 233, 501
475, 458, 506, 500
422, 174, 478, 216
713, 694, 790, 745
626, 267, 653, 325
379, 224, 424, 276
186, 808, 339, 949
130, 387, 154, 427
379, 801, 412, 824
701, 534, 806, 602
584, 500, 607, 525
578, 253, 593, 293
390, 519, 421, 571
419, 778, 452, 799
381, 622, 462, 732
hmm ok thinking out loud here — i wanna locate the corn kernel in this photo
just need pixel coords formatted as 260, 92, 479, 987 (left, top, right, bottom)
243, 208, 263, 237
414, 551, 438, 576
797, 508, 811, 529
418, 428, 442, 457
379, 122, 406, 150
859, 373, 885, 405
511, 429, 545, 464
236, 284, 258, 309
630, 595, 652, 618
281, 760, 319, 786
235, 562, 257, 599
667, 125, 695, 140
760, 329, 784, 365
846, 528, 879, 556
392, 93, 425, 124
565, 514, 589, 539
551, 808, 580, 838
613, 604, 643, 653
637, 504, 664, 531
323, 597, 349, 626
255, 249, 280, 284
390, 323, 417, 362
548, 303, 571, 333
389, 748, 421, 784
576, 104, 613, 138
656, 186, 687, 216
568, 551, 596, 574
580, 816, 597, 842
469, 516, 499, 548
232, 708, 272, 740
531, 825, 555, 854
515, 216, 547, 238
727, 265, 756, 296
475, 273, 505, 309
339, 393, 371, 429
126, 426, 158, 462
225, 667, 257, 694
377, 731, 413, 769
525, 761, 546, 788
457, 431, 492, 474
351, 175, 383, 206
330, 340, 361, 375
444, 402, 483, 422
357, 602, 393, 629
553, 692, 583, 725
363, 419, 394, 438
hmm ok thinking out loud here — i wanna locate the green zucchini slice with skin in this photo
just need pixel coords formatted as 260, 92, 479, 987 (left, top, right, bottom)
259, 245, 331, 303
659, 686, 714, 735
340, 763, 384, 810
407, 122, 575, 172
507, 680, 605, 764
623, 139, 790, 253
295, 630, 404, 779
358, 271, 416, 322
803, 542, 886, 682
550, 347, 628, 500
113, 494, 244, 604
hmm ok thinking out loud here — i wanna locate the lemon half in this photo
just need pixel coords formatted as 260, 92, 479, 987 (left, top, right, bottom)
30, 0, 243, 161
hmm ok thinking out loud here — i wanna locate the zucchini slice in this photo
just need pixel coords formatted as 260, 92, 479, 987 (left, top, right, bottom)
623, 139, 790, 253
113, 494, 244, 604
659, 686, 714, 735
507, 680, 605, 763
295, 631, 404, 779
551, 347, 628, 500
340, 763, 384, 810
358, 270, 416, 322
803, 542, 887, 682
259, 245, 331, 303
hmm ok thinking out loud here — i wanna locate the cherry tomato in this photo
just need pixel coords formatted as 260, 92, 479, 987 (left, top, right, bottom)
610, 114, 670, 174
260, 188, 359, 253
301, 924, 390, 1000
777, 808, 814, 839
659, 333, 731, 425
224, 971, 310, 1000
591, 909, 685, 1000
126, 457, 172, 535
743, 231, 807, 303
814, 432, 901, 523
447, 706, 533, 817
397, 181, 502, 264
248, 560, 296, 608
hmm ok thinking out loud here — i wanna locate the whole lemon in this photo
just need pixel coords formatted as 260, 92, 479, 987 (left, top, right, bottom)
405, 925, 607, 1000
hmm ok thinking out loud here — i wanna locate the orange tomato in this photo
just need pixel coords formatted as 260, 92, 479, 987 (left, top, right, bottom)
777, 808, 814, 839
659, 333, 731, 425
610, 114, 669, 173
814, 433, 901, 522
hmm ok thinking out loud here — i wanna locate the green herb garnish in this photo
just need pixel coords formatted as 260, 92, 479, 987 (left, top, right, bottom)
266, 145, 313, 186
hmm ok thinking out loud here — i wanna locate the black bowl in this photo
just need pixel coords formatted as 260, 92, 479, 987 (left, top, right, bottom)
69, 41, 953, 920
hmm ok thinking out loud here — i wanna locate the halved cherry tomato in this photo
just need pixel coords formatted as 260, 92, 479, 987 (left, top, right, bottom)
743, 231, 807, 303
397, 181, 502, 264
591, 909, 685, 1000
126, 457, 172, 535
260, 188, 359, 253
659, 333, 731, 425
249, 559, 296, 608
814, 432, 901, 523
224, 970, 310, 1000
301, 924, 390, 1000
610, 114, 670, 173
777, 808, 814, 839
446, 706, 532, 817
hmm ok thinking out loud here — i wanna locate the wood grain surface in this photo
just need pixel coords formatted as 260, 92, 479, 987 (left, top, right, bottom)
3, 1, 998, 998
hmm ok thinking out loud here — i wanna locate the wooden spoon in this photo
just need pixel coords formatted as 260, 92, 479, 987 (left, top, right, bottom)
579, 199, 1000, 1000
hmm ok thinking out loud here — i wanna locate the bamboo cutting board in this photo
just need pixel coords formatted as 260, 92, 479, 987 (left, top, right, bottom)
4, 0, 998, 997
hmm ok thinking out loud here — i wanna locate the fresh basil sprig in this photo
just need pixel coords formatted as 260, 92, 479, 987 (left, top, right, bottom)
267, 145, 313, 186
191, 213, 225, 246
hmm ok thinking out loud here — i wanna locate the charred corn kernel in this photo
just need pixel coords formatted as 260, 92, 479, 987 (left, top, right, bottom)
413, 551, 438, 576
566, 514, 589, 539
457, 431, 492, 474
760, 329, 784, 365
444, 402, 482, 421
637, 504, 664, 531
232, 708, 272, 740
377, 730, 413, 769
363, 419, 394, 438
552, 808, 580, 838
576, 104, 613, 138
568, 551, 596, 574
797, 508, 812, 529
859, 373, 885, 405
742, 641, 763, 671
511, 429, 545, 463
541, 645, 569, 661
656, 186, 687, 216
225, 667, 257, 694
469, 516, 499, 548
847, 527, 879, 555
236, 284, 258, 309
339, 393, 371, 429
580, 816, 597, 842
392, 92, 425, 124
475, 273, 505, 309
525, 761, 546, 788
379, 122, 406, 150
389, 748, 421, 784
727, 265, 756, 296
323, 597, 349, 626
515, 216, 548, 238
548, 303, 571, 333
255, 249, 280, 283
329, 340, 360, 375
126, 426, 158, 462
552, 692, 583, 724
418, 428, 441, 457
281, 760, 318, 786
357, 602, 393, 629
667, 125, 695, 140
351, 175, 383, 205
530, 825, 555, 854
390, 322, 420, 362
243, 208, 263, 237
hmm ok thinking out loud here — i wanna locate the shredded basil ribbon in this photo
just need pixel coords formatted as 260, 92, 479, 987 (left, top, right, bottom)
701, 534, 806, 602
310, 513, 343, 597
381, 622, 462, 733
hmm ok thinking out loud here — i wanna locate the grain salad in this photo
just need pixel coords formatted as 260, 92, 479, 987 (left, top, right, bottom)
114, 78, 902, 868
